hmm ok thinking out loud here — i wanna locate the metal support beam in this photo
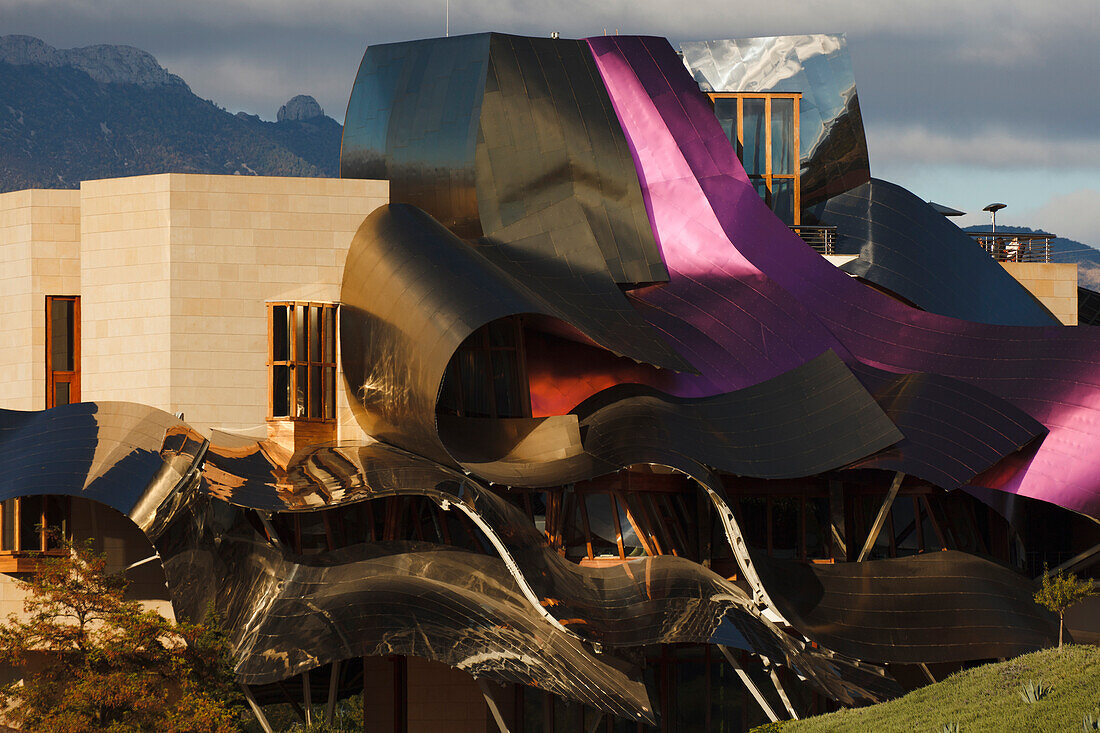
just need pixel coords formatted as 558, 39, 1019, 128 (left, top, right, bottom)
857, 472, 905, 562
240, 684, 274, 733
1039, 541, 1100, 579
302, 671, 313, 727
477, 679, 513, 733
718, 645, 779, 723
586, 711, 605, 733
828, 479, 847, 562
325, 659, 341, 724
767, 665, 799, 720
258, 512, 284, 550
920, 663, 936, 684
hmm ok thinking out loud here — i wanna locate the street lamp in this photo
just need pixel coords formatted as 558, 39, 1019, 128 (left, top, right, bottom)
983, 202, 1006, 236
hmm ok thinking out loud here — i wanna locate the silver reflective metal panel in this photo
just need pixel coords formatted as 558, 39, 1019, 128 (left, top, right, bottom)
681, 34, 871, 208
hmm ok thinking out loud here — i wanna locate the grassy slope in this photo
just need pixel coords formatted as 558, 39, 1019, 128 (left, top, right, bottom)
755, 645, 1100, 733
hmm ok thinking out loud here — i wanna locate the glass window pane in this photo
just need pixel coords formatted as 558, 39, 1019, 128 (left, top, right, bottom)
522, 689, 545, 733
713, 97, 738, 149
673, 654, 707, 731
893, 496, 920, 556
325, 367, 336, 420
324, 307, 335, 363
739, 497, 767, 549
273, 365, 290, 417
488, 319, 516, 348
920, 499, 944, 551
770, 98, 795, 174
54, 382, 71, 407
310, 366, 321, 418
753, 178, 769, 207
296, 366, 308, 418
272, 305, 289, 362
771, 179, 794, 225
20, 496, 43, 551
295, 305, 307, 362
804, 497, 830, 560
50, 298, 74, 372
459, 350, 491, 417
584, 493, 622, 557
2, 500, 15, 551
771, 497, 798, 559
742, 99, 766, 175
309, 306, 321, 363
491, 350, 520, 418
863, 496, 893, 560
712, 653, 748, 732
46, 497, 66, 549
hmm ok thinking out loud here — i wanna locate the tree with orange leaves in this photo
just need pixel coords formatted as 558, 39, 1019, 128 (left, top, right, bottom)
0, 536, 243, 732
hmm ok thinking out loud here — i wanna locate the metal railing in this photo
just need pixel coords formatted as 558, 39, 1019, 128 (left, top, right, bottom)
790, 225, 837, 255
968, 231, 1053, 263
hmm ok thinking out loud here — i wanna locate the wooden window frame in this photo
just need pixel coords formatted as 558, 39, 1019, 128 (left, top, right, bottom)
45, 295, 80, 409
0, 496, 72, 571
441, 317, 531, 419
267, 302, 338, 423
709, 92, 802, 224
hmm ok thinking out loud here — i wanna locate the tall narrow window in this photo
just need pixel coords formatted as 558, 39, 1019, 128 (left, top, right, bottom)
710, 93, 801, 225
438, 318, 530, 419
268, 303, 337, 421
46, 296, 79, 408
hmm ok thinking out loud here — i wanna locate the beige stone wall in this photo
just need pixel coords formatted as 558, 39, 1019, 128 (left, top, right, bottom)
80, 176, 174, 410
79, 173, 387, 437
1000, 262, 1078, 325
0, 189, 81, 411
163, 174, 387, 437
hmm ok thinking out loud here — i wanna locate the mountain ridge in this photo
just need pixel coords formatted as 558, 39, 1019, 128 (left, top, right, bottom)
0, 35, 342, 192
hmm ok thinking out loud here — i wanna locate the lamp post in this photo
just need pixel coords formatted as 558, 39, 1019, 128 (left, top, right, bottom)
983, 202, 1006, 236
983, 203, 1007, 259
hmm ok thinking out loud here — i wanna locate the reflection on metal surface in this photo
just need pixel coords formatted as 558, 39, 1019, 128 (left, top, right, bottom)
753, 550, 1060, 663
338, 202, 687, 467
1081, 287, 1100, 325
846, 363, 1047, 490
681, 35, 870, 209
573, 351, 901, 481
810, 179, 1059, 326
0, 402, 900, 714
340, 34, 491, 238
476, 34, 669, 286
589, 33, 1100, 520
341, 33, 667, 287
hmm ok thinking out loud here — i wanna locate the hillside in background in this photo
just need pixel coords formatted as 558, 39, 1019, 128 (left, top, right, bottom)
0, 35, 342, 192
963, 223, 1100, 289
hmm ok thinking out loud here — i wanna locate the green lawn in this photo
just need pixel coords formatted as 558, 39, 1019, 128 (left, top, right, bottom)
753, 645, 1100, 733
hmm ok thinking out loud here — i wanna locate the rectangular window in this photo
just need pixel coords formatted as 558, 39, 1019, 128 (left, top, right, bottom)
0, 496, 70, 555
437, 318, 531, 419
710, 92, 801, 225
46, 296, 80, 409
268, 303, 337, 421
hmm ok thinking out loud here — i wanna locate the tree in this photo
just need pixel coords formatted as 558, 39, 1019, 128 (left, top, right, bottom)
1033, 566, 1098, 650
0, 535, 244, 732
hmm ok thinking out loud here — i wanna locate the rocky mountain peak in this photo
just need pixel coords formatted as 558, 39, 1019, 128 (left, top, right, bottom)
0, 34, 188, 89
277, 94, 324, 122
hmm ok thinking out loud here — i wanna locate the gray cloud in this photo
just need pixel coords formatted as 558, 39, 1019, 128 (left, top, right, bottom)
1021, 189, 1100, 246
865, 125, 1100, 170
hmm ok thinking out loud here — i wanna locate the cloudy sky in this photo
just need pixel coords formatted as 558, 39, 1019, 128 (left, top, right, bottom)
5, 0, 1099, 244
